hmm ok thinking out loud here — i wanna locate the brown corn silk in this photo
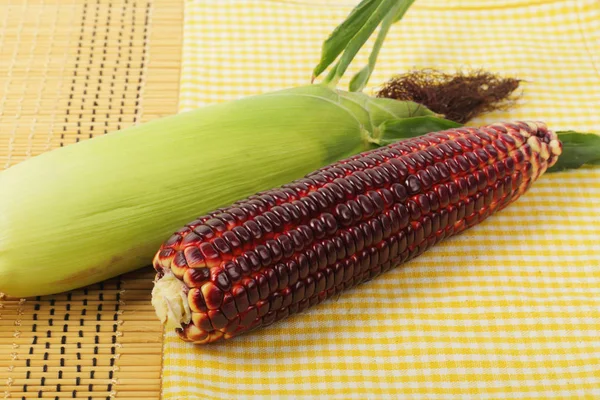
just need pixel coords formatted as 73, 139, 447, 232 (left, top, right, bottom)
376, 69, 522, 124
153, 121, 562, 344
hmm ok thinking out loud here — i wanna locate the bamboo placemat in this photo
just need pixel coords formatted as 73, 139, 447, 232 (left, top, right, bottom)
0, 0, 183, 398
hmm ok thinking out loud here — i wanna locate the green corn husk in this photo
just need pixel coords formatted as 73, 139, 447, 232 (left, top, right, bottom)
1, 0, 426, 298
0, 85, 435, 297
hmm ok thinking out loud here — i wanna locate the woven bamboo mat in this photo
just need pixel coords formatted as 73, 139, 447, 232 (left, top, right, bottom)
0, 0, 183, 398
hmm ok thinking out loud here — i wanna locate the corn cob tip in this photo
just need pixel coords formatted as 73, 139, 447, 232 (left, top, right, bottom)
151, 271, 192, 330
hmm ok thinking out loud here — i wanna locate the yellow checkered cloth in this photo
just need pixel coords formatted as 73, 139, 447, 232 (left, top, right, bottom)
163, 0, 600, 398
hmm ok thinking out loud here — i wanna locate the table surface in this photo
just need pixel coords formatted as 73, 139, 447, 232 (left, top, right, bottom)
0, 1, 183, 398
2, 1, 600, 399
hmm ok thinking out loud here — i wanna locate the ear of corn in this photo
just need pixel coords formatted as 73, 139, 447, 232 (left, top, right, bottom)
0, 85, 435, 298
150, 121, 563, 344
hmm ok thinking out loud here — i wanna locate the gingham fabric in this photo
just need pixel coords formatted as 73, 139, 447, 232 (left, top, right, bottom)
163, 0, 600, 398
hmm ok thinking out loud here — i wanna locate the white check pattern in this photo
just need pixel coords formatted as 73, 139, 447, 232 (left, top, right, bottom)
164, 0, 600, 398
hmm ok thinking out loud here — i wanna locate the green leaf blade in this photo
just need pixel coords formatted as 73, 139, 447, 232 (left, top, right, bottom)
349, 65, 372, 92
312, 0, 383, 79
349, 0, 415, 92
548, 131, 600, 173
326, 0, 396, 86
